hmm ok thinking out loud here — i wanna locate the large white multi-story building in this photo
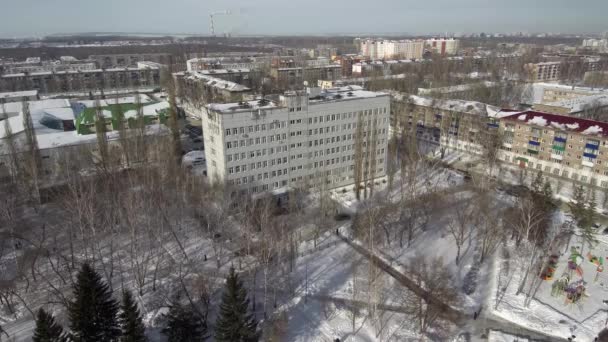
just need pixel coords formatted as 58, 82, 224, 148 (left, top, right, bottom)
425, 38, 461, 55
202, 86, 390, 194
358, 39, 424, 60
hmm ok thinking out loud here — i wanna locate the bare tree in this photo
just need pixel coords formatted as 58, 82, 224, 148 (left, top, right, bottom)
447, 198, 476, 265
402, 254, 460, 337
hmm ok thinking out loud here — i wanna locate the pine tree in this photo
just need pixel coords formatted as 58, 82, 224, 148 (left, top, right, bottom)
68, 263, 120, 342
33, 309, 67, 342
215, 267, 259, 342
531, 171, 544, 193
162, 301, 207, 342
542, 179, 552, 200
569, 185, 587, 227
586, 189, 597, 228
119, 290, 147, 342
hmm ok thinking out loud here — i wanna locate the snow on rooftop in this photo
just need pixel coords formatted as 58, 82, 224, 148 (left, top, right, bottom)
582, 125, 603, 135
527, 116, 548, 127
77, 94, 152, 108
185, 72, 251, 92
1, 99, 70, 115
43, 107, 76, 121
392, 92, 500, 117
545, 94, 608, 113
0, 90, 38, 99
123, 101, 169, 118
208, 86, 386, 114
0, 115, 25, 138
504, 111, 608, 136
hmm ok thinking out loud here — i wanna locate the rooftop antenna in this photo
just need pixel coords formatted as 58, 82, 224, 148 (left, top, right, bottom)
209, 10, 231, 37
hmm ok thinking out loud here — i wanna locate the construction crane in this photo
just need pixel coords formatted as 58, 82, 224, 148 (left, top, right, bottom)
209, 10, 231, 37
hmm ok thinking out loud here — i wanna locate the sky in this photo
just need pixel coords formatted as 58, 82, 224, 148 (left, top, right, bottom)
1, 0, 607, 38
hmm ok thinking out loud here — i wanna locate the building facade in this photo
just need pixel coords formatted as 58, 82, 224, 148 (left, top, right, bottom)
0, 65, 161, 94
425, 38, 461, 55
89, 53, 171, 68
498, 111, 608, 188
359, 39, 424, 60
201, 86, 390, 194
271, 65, 342, 89
526, 62, 561, 82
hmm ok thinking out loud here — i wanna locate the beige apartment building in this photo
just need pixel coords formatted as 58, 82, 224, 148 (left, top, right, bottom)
498, 111, 608, 188
526, 62, 561, 82
391, 92, 503, 154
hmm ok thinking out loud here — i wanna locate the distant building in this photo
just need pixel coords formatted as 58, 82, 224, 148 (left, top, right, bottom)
174, 71, 252, 115
89, 53, 171, 68
201, 86, 390, 193
582, 38, 608, 52
358, 39, 424, 60
525, 62, 561, 82
425, 38, 461, 56
186, 56, 270, 72
0, 64, 161, 94
270, 64, 342, 89
533, 94, 608, 116
0, 57, 97, 75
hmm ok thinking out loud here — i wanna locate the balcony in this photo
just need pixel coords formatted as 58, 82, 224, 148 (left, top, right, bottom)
583, 152, 598, 159
550, 154, 563, 160
527, 149, 539, 155
554, 137, 567, 143
582, 160, 594, 167
585, 143, 599, 150
528, 140, 541, 146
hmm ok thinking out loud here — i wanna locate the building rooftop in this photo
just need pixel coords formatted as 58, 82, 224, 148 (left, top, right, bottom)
207, 86, 387, 114
277, 64, 341, 71
502, 110, 608, 137
545, 94, 608, 113
391, 92, 505, 117
1, 65, 159, 78
200, 68, 251, 75
0, 90, 38, 99
182, 72, 251, 92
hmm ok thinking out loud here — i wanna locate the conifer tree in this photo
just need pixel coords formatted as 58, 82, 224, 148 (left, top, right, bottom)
531, 171, 544, 193
119, 290, 147, 342
68, 263, 120, 342
215, 267, 259, 342
33, 309, 67, 342
542, 179, 553, 200
569, 185, 587, 227
162, 301, 207, 342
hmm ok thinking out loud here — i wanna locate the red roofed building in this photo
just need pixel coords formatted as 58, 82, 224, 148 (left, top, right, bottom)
498, 110, 608, 188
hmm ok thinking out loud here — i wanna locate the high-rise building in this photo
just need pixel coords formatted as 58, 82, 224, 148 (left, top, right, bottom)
358, 39, 424, 60
425, 38, 461, 55
201, 86, 390, 194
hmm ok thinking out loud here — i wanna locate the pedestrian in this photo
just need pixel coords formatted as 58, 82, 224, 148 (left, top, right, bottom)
336, 228, 339, 236
473, 311, 478, 320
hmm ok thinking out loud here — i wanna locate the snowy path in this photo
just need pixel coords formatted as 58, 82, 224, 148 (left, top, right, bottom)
336, 232, 465, 324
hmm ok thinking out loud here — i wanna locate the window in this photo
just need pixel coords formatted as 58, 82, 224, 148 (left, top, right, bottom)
225, 129, 231, 136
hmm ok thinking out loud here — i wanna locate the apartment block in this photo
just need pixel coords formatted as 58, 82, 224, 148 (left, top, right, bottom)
526, 62, 561, 82
270, 64, 342, 89
498, 111, 608, 188
425, 38, 461, 55
90, 53, 171, 68
358, 39, 424, 60
0, 65, 161, 94
391, 92, 503, 154
201, 86, 390, 195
